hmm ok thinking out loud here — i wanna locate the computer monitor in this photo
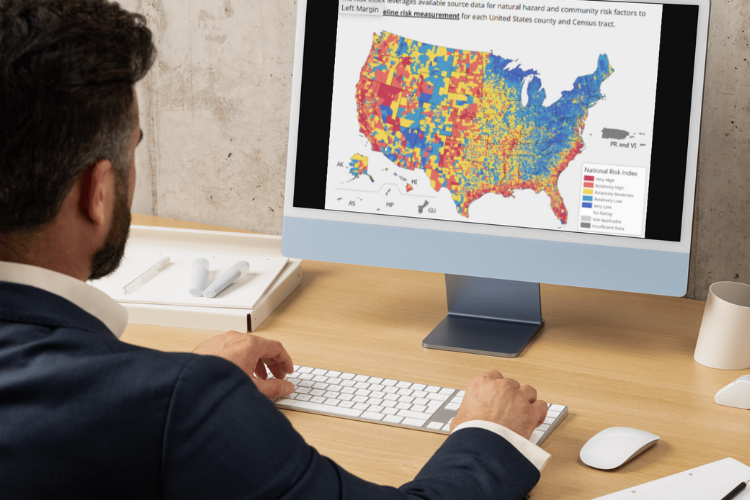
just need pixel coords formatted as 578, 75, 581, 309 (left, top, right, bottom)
282, 0, 710, 357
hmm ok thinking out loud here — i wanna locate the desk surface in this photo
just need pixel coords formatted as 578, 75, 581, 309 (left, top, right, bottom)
124, 214, 750, 499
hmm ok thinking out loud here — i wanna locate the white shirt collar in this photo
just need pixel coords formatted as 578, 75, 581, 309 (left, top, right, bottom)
0, 261, 128, 339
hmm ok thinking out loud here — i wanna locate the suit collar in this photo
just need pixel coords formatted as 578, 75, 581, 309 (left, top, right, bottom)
0, 261, 127, 339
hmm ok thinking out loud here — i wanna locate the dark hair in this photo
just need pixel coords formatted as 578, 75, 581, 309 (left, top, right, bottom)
0, 0, 155, 234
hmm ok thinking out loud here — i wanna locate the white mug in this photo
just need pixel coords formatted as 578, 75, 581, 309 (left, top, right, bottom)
694, 281, 750, 370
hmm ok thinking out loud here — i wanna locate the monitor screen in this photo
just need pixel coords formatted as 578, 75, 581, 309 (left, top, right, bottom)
283, 0, 708, 299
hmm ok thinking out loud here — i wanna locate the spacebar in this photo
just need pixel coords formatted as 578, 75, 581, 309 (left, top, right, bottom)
278, 399, 363, 417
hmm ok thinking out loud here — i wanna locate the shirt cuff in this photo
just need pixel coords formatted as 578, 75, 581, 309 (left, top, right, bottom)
451, 420, 551, 471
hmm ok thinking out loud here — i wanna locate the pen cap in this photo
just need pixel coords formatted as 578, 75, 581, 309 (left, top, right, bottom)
202, 261, 250, 299
188, 258, 210, 297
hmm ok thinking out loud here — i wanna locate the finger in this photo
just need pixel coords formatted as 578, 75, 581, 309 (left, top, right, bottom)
483, 370, 504, 380
501, 377, 521, 390
251, 337, 294, 375
254, 377, 295, 399
531, 399, 548, 426
264, 358, 290, 380
519, 384, 538, 403
254, 359, 268, 380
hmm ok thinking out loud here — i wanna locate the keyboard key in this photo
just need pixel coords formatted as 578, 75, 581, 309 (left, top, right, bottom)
383, 386, 398, 394
382, 400, 397, 408
383, 407, 398, 415
439, 388, 454, 396
296, 387, 311, 394
366, 398, 384, 406
299, 380, 314, 387
340, 380, 356, 387
352, 396, 368, 403
412, 405, 427, 413
310, 396, 326, 404
310, 389, 325, 396
397, 409, 432, 420
293, 365, 300, 370
312, 369, 327, 376
312, 375, 327, 382
298, 373, 314, 380
396, 381, 412, 389
383, 393, 399, 401
353, 403, 369, 410
536, 423, 550, 432
339, 401, 355, 408
397, 396, 414, 404
297, 367, 313, 374
426, 393, 448, 402
296, 394, 312, 401
544, 416, 555, 425
442, 424, 451, 432
313, 383, 328, 390
397, 388, 413, 396
324, 398, 340, 406
412, 391, 427, 399
396, 402, 411, 410
427, 422, 444, 430
354, 382, 370, 389
411, 384, 426, 391
384, 415, 403, 424
413, 398, 429, 406
425, 386, 440, 393
547, 410, 561, 418
530, 430, 544, 445
324, 391, 340, 398
355, 389, 371, 397
370, 391, 385, 399
341, 387, 356, 394
368, 405, 384, 413
457, 391, 465, 397
325, 371, 342, 378
367, 377, 383, 384
382, 379, 398, 386
402, 418, 427, 428
369, 385, 385, 393
445, 403, 460, 411
354, 375, 369, 382
340, 373, 355, 380
279, 398, 362, 417
363, 412, 384, 421
550, 405, 566, 412
451, 397, 463, 404
338, 394, 354, 401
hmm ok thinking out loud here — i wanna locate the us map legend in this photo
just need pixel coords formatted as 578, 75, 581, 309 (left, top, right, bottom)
578, 164, 648, 237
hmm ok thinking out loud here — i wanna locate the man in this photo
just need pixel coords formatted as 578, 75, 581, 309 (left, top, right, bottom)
0, 1, 551, 498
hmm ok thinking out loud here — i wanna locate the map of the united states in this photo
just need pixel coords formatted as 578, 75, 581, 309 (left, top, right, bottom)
355, 32, 613, 224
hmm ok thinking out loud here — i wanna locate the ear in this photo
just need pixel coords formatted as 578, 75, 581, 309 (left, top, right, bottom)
78, 159, 115, 227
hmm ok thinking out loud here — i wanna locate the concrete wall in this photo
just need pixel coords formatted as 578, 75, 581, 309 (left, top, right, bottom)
122, 0, 750, 300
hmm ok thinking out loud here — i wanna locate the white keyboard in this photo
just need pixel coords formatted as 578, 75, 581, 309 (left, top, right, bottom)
272, 365, 568, 446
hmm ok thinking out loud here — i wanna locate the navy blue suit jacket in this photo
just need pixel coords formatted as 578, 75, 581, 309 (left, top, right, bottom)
0, 282, 540, 499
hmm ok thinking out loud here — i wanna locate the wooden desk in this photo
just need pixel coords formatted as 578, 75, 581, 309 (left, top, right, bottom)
124, 215, 750, 499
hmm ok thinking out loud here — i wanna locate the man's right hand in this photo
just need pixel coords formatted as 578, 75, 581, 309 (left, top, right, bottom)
450, 371, 548, 440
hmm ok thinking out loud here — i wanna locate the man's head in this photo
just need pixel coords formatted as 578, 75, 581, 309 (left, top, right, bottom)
0, 0, 155, 279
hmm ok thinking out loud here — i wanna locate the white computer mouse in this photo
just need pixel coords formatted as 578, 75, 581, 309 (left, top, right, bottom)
580, 427, 660, 470
715, 375, 750, 409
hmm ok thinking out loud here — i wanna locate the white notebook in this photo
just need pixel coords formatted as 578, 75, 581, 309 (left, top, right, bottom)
90, 250, 288, 310
595, 458, 750, 499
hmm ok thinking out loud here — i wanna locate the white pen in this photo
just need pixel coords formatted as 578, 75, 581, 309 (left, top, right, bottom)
122, 256, 170, 294
202, 261, 249, 298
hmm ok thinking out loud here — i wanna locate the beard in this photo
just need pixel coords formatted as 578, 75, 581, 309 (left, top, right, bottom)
88, 179, 131, 281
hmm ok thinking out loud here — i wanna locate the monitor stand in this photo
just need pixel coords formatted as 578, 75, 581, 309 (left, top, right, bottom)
422, 275, 544, 358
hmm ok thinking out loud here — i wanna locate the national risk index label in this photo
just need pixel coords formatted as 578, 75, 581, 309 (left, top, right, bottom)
578, 164, 648, 237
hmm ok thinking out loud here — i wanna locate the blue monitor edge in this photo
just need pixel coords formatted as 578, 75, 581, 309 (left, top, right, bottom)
282, 0, 709, 357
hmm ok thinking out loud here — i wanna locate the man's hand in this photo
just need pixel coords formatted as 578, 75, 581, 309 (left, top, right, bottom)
193, 331, 295, 399
450, 371, 547, 440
